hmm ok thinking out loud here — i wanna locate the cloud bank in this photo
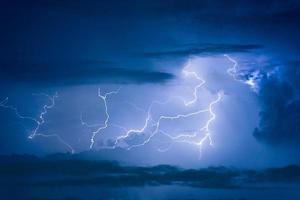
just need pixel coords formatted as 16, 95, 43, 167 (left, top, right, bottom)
253, 61, 300, 146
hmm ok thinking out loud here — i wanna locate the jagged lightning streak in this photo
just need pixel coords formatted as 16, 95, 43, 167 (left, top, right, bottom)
108, 59, 207, 149
0, 93, 74, 153
224, 54, 238, 80
224, 54, 260, 92
141, 91, 222, 157
107, 60, 223, 156
152, 54, 253, 154
79, 58, 213, 152
2, 55, 237, 155
152, 60, 224, 155
28, 93, 58, 139
126, 100, 211, 150
110, 99, 171, 149
81, 87, 120, 149
180, 59, 206, 106
164, 91, 222, 143
81, 57, 229, 157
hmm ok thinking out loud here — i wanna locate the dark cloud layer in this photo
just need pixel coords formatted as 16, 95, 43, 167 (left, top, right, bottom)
140, 44, 262, 58
0, 62, 174, 85
1, 155, 300, 187
3, 0, 300, 18
253, 61, 300, 145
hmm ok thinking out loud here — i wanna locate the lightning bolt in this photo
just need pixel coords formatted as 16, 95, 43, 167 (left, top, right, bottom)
224, 54, 260, 92
96, 59, 223, 158
78, 58, 223, 159
180, 59, 206, 106
28, 93, 58, 139
130, 91, 223, 157
80, 87, 120, 149
81, 55, 228, 154
110, 99, 170, 150
224, 54, 238, 80
0, 93, 74, 154
1, 55, 244, 157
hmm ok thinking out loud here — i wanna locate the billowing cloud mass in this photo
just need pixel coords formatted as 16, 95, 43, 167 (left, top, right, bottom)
253, 61, 300, 145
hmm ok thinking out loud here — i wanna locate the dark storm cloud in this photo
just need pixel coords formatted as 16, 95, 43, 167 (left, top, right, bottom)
6, 0, 300, 18
253, 61, 300, 145
0, 62, 174, 85
139, 44, 262, 58
2, 155, 300, 188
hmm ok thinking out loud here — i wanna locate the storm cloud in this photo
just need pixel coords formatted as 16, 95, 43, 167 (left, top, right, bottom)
139, 43, 262, 58
253, 61, 300, 146
0, 61, 174, 85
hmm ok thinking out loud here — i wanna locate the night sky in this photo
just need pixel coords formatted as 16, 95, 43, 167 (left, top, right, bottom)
1, 0, 300, 168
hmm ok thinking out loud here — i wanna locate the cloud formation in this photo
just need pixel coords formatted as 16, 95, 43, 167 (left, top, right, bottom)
139, 44, 262, 58
253, 61, 300, 145
0, 61, 174, 85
